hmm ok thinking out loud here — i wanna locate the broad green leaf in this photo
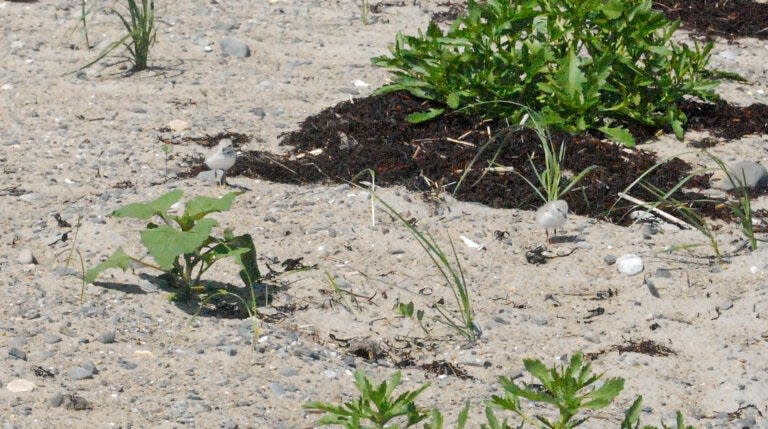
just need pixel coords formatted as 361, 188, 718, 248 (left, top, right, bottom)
112, 189, 183, 219
406, 108, 445, 123
140, 218, 217, 269
183, 191, 239, 221
602, 0, 624, 19
85, 248, 133, 284
446, 92, 461, 109
561, 48, 586, 101
599, 125, 636, 147
228, 234, 261, 287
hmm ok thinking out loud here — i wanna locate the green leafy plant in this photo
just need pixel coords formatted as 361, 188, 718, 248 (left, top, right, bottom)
305, 370, 432, 428
307, 354, 696, 429
486, 353, 623, 429
80, 0, 157, 71
86, 190, 261, 304
363, 175, 479, 342
373, 0, 734, 146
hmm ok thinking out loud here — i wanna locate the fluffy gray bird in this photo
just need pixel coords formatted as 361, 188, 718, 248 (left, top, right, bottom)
205, 139, 236, 185
535, 199, 568, 241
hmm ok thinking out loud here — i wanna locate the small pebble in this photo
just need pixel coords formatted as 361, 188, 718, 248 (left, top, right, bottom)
6, 379, 35, 393
603, 254, 617, 265
8, 347, 27, 361
96, 331, 116, 344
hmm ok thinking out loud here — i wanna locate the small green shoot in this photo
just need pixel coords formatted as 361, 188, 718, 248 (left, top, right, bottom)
517, 114, 596, 203
621, 396, 695, 429
305, 370, 431, 428
86, 190, 261, 303
706, 152, 758, 251
363, 172, 478, 342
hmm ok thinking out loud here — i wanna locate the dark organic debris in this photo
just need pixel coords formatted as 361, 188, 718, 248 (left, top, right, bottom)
657, 0, 768, 40
587, 339, 676, 360
420, 360, 473, 380
33, 366, 55, 378
181, 89, 768, 227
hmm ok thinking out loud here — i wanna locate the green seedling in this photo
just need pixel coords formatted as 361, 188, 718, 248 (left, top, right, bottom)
518, 113, 595, 203
80, 0, 157, 72
305, 370, 432, 428
86, 190, 261, 303
69, 0, 97, 49
621, 396, 695, 429
364, 176, 478, 342
161, 143, 173, 179
373, 0, 739, 146
308, 353, 696, 429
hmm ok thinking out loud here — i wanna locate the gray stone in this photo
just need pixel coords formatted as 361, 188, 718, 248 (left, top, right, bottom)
96, 331, 116, 344
220, 38, 251, 58
654, 268, 672, 278
712, 160, 768, 191
49, 393, 65, 407
68, 362, 96, 380
8, 347, 27, 361
603, 254, 617, 265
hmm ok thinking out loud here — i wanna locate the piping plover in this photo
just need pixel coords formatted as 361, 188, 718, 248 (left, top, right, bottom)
535, 199, 568, 241
205, 139, 236, 185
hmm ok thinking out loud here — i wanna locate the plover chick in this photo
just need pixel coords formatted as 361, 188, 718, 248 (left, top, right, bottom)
205, 139, 236, 185
535, 199, 568, 241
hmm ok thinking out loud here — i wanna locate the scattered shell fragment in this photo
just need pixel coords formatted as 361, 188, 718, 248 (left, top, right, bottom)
167, 119, 189, 131
459, 235, 484, 250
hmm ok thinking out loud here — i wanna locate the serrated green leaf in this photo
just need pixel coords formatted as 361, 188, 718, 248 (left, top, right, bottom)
583, 377, 624, 408
406, 108, 445, 123
140, 218, 217, 269
112, 189, 183, 219
183, 191, 239, 221
446, 92, 461, 109
85, 248, 133, 283
599, 125, 636, 147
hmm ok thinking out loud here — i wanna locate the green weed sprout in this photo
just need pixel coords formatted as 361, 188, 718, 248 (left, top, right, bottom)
307, 354, 696, 429
373, 0, 736, 146
519, 114, 595, 203
361, 172, 479, 342
80, 0, 157, 72
86, 190, 260, 302
305, 370, 432, 428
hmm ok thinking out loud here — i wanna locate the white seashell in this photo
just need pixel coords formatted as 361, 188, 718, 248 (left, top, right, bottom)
459, 235, 484, 250
616, 254, 643, 276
